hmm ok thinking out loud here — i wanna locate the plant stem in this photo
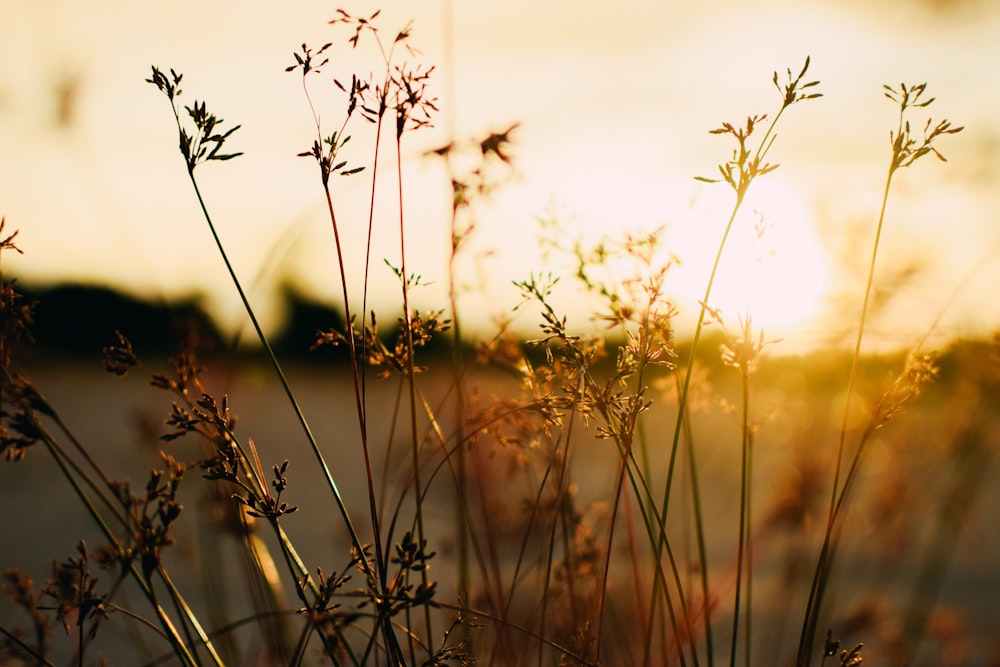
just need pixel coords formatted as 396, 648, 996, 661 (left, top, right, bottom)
652, 94, 795, 663
394, 130, 435, 658
31, 409, 207, 666
656, 198, 742, 666
729, 358, 753, 667
184, 169, 373, 589
796, 163, 894, 667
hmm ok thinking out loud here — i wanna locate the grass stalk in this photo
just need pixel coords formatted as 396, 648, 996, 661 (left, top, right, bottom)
795, 166, 895, 666
23, 395, 217, 666
517, 275, 693, 666
649, 60, 819, 665
393, 129, 435, 655
0, 626, 57, 667
446, 190, 472, 646
796, 82, 961, 666
727, 317, 757, 667
187, 166, 373, 584
146, 69, 379, 605
45, 438, 205, 666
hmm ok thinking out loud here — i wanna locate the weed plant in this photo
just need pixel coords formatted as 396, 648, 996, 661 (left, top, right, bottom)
1, 9, 993, 667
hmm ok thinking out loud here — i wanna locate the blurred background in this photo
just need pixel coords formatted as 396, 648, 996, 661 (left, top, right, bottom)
2, 2, 1000, 663
2, 0, 999, 351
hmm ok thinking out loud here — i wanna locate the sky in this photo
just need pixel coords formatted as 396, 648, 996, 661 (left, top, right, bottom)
2, 0, 999, 352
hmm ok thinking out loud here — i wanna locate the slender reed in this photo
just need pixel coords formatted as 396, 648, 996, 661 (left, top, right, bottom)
146, 65, 384, 664
715, 313, 768, 667
796, 82, 962, 667
649, 58, 820, 665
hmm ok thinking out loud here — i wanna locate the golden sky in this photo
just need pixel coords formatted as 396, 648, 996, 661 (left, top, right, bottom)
2, 0, 998, 350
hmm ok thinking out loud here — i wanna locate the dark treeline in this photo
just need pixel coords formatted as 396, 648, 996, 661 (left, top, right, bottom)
10, 280, 996, 384
10, 281, 461, 363
12, 282, 348, 361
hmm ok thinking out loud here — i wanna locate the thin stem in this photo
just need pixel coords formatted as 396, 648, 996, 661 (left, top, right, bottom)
394, 130, 435, 658
0, 626, 57, 667
796, 163, 894, 667
445, 186, 472, 645
595, 450, 629, 662
319, 185, 408, 667
830, 165, 893, 523
597, 305, 655, 662
653, 86, 802, 662
361, 106, 385, 425
729, 361, 752, 667
184, 170, 374, 587
656, 199, 742, 666
441, 0, 471, 637
796, 79, 967, 663
745, 412, 754, 667
32, 413, 204, 667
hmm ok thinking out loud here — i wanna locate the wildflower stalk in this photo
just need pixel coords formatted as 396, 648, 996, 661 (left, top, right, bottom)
394, 119, 435, 659
448, 233, 471, 623
728, 365, 752, 667
537, 424, 575, 666
143, 350, 346, 661
199, 162, 374, 577
8, 360, 253, 665
0, 626, 57, 667
796, 82, 962, 667
595, 270, 671, 661
719, 315, 764, 667
1, 341, 223, 666
290, 25, 447, 660
440, 0, 472, 620
516, 274, 691, 665
375, 25, 441, 656
146, 67, 376, 598
31, 415, 208, 666
649, 58, 819, 665
429, 125, 518, 656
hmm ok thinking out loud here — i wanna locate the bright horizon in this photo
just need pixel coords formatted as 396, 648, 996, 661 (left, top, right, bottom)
2, 0, 999, 353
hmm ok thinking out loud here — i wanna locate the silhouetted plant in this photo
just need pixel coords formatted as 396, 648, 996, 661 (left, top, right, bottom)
1, 9, 986, 667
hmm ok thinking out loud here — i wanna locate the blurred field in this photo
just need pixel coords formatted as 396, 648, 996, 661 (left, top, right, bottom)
2, 335, 997, 664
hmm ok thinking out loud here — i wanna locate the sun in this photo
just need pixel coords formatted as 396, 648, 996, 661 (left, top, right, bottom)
667, 178, 828, 337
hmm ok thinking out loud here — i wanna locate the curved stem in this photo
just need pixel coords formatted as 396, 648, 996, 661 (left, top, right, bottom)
796, 163, 895, 666
656, 192, 745, 665
185, 170, 373, 586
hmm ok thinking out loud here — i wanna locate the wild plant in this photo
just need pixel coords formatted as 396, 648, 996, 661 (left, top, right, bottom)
0, 7, 981, 667
504, 58, 822, 665
668, 60, 820, 666
796, 82, 963, 667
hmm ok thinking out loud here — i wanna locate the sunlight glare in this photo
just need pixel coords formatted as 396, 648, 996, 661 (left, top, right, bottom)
667, 179, 828, 336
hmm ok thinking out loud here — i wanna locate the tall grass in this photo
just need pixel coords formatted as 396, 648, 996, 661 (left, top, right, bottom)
1, 9, 991, 667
